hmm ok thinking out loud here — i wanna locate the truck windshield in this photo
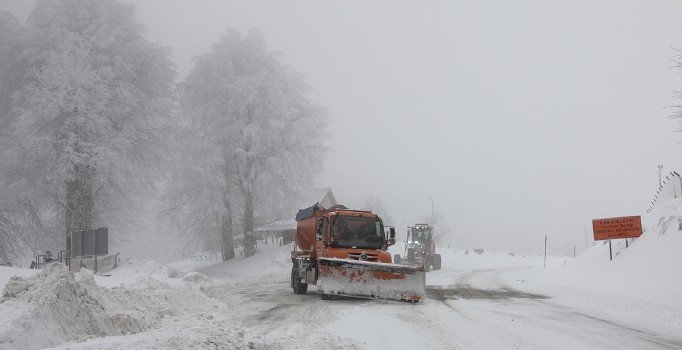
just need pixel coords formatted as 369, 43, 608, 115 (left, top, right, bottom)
410, 227, 432, 243
332, 216, 384, 249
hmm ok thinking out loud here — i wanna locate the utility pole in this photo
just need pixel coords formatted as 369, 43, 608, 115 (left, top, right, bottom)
429, 197, 434, 226
544, 235, 547, 268
659, 164, 664, 188
583, 225, 588, 250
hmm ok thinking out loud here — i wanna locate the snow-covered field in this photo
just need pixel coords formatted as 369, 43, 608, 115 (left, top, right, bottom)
1, 199, 682, 349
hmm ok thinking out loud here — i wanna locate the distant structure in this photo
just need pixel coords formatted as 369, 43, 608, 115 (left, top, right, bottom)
254, 188, 338, 245
291, 188, 338, 210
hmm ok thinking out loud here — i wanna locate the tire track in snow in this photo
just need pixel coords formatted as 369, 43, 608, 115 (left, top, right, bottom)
203, 280, 364, 349
425, 266, 682, 350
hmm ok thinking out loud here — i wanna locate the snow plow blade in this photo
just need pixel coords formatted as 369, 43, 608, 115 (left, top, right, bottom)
316, 258, 426, 302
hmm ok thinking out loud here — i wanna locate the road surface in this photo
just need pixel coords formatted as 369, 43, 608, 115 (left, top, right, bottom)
197, 264, 682, 350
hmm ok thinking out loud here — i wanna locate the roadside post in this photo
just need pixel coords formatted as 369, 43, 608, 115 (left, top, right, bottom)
591, 216, 642, 261
543, 235, 547, 268
608, 240, 612, 261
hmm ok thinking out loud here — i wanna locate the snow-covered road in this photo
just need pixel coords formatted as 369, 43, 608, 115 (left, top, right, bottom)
424, 267, 682, 350
2, 242, 681, 349
194, 259, 682, 350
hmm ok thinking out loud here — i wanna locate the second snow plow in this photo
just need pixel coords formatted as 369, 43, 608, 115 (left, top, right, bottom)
291, 204, 426, 302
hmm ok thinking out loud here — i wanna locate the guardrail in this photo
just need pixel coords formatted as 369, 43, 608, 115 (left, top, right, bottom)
646, 171, 682, 213
170, 250, 223, 264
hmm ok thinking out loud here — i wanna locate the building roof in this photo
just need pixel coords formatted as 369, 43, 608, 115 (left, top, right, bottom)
294, 188, 337, 210
254, 219, 297, 232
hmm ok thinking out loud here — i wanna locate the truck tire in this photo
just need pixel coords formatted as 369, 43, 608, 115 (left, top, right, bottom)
291, 264, 307, 294
433, 254, 442, 270
394, 254, 401, 264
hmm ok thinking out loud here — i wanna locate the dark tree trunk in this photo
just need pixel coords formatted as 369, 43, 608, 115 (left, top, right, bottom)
221, 199, 235, 261
242, 189, 255, 257
64, 168, 94, 251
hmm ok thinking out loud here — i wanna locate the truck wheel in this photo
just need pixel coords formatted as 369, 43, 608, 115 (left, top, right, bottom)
394, 254, 401, 264
433, 254, 442, 270
291, 265, 307, 294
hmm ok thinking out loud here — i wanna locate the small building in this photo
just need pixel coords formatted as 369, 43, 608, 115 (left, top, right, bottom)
254, 188, 337, 245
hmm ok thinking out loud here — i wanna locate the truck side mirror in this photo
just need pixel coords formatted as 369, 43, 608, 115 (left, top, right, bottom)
387, 227, 396, 246
316, 218, 323, 241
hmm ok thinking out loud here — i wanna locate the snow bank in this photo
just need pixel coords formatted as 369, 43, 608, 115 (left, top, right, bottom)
495, 197, 682, 337
44, 317, 250, 350
198, 242, 292, 283
0, 264, 153, 349
0, 266, 38, 292
560, 197, 682, 307
0, 259, 233, 350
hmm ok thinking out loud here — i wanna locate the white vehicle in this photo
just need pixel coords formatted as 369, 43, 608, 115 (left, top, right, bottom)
394, 224, 442, 271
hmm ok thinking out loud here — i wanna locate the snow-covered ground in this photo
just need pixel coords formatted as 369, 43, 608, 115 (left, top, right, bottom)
1, 199, 682, 349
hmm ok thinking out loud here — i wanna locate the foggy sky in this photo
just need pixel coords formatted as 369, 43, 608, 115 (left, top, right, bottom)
3, 0, 682, 255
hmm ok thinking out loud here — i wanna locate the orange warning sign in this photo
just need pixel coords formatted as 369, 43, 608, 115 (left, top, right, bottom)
592, 216, 642, 241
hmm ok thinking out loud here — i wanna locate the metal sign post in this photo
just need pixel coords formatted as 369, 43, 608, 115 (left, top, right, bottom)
608, 239, 612, 261
592, 216, 642, 261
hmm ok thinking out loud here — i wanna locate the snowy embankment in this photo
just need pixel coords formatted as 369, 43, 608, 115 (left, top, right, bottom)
498, 197, 682, 337
197, 243, 291, 284
0, 257, 249, 349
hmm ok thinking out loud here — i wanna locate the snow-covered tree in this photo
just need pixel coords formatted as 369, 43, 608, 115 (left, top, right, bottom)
674, 47, 682, 124
419, 211, 452, 243
0, 0, 175, 259
172, 29, 327, 258
0, 11, 27, 132
160, 123, 233, 259
362, 195, 393, 225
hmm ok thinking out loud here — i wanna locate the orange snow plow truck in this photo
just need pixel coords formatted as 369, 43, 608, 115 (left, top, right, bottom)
290, 203, 426, 302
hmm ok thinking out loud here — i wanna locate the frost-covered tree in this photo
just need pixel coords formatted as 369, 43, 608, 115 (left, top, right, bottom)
0, 0, 175, 258
173, 29, 326, 258
362, 195, 393, 225
419, 211, 452, 243
0, 11, 27, 132
160, 123, 234, 259
0, 13, 24, 263
674, 47, 682, 124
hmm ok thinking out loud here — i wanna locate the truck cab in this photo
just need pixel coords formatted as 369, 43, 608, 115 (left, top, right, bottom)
291, 204, 424, 302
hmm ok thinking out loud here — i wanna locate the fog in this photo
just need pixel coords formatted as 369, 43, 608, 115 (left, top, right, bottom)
3, 0, 682, 256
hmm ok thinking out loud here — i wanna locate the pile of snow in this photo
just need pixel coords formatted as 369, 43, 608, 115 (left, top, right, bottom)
0, 264, 154, 349
0, 259, 244, 350
0, 266, 37, 292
